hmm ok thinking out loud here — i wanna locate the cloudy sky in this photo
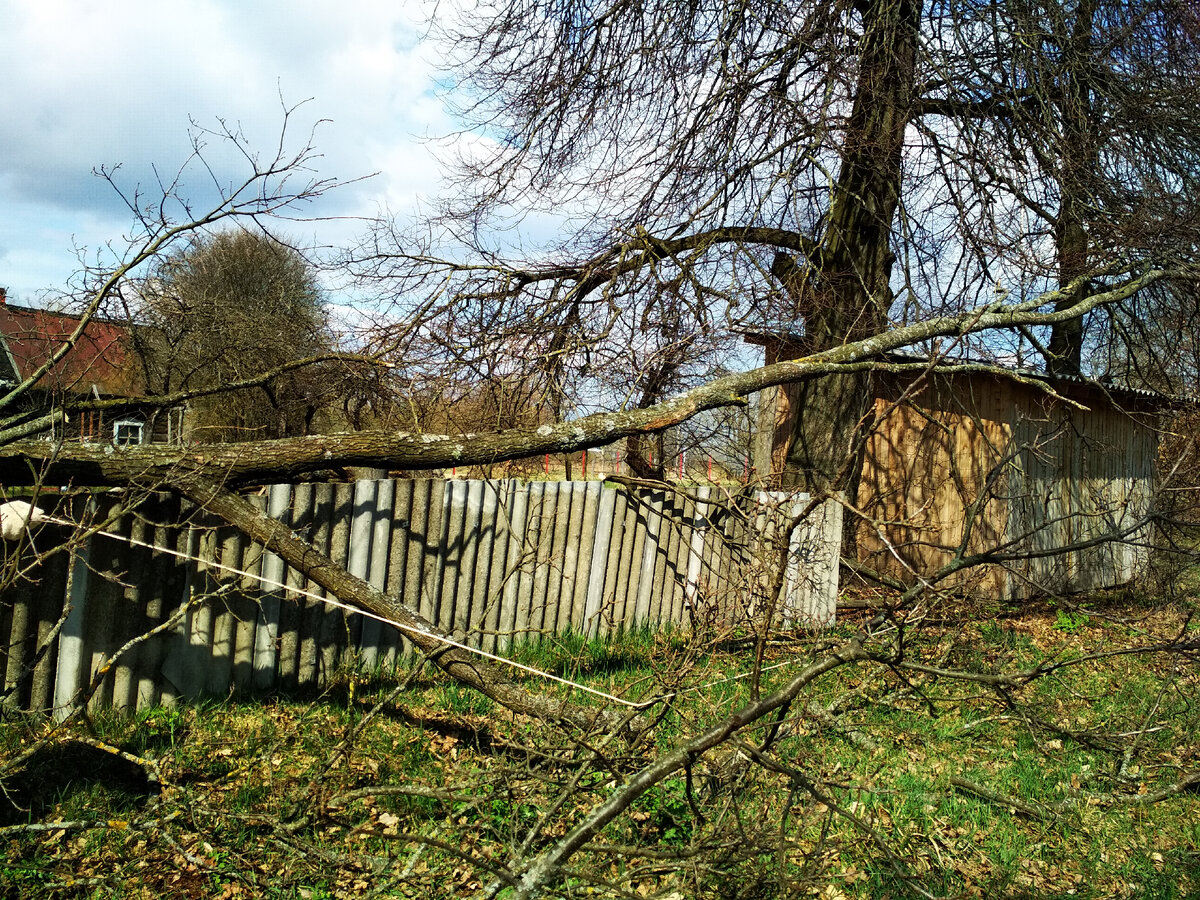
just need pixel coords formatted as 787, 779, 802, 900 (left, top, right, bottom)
0, 0, 457, 305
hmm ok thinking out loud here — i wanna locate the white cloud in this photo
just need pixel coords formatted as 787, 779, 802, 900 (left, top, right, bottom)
0, 0, 457, 301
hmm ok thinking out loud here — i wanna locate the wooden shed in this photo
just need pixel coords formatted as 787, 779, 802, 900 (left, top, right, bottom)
748, 334, 1168, 600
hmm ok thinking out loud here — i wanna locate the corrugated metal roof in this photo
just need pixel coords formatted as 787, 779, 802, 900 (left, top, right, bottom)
0, 303, 145, 397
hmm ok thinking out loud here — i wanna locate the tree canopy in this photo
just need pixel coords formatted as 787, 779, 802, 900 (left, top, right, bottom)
133, 229, 336, 441
346, 0, 1200, 490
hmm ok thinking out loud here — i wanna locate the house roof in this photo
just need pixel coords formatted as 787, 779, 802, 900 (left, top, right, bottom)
0, 294, 144, 397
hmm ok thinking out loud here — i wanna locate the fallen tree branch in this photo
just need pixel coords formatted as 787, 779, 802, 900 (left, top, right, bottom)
0, 819, 124, 838
1081, 770, 1200, 807
949, 776, 1059, 821
487, 638, 868, 900
164, 475, 649, 737
0, 265, 1172, 488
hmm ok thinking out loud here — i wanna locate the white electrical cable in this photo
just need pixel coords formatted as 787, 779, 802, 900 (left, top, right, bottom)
18, 506, 652, 710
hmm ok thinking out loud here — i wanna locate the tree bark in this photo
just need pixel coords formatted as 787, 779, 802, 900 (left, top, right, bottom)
779, 0, 921, 495
1047, 0, 1099, 378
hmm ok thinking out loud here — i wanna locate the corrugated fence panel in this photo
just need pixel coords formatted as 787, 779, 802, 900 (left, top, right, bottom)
478, 480, 511, 653
1, 479, 843, 716
2, 524, 72, 712
583, 484, 617, 637
498, 480, 530, 652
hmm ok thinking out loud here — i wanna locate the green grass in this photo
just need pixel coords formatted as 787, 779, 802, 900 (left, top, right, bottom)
4, 598, 1200, 898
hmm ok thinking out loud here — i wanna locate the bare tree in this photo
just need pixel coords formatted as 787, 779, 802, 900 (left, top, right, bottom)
344, 0, 1200, 499
0, 106, 362, 448
918, 1, 1200, 378
129, 229, 339, 441
4, 9, 1200, 892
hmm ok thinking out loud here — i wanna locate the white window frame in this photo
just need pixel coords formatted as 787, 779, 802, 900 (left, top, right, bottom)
112, 418, 146, 447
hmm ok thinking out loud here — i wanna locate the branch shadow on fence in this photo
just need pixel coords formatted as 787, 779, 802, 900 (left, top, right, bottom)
0, 479, 843, 717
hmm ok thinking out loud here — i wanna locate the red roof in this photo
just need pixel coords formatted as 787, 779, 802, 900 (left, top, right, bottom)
0, 303, 144, 397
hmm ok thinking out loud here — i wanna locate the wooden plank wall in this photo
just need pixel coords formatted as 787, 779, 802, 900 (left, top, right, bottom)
857, 372, 1156, 601
0, 480, 842, 716
856, 374, 1014, 597
1006, 398, 1155, 598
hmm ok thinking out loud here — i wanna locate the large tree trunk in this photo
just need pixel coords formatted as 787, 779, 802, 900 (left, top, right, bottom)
1048, 208, 1090, 377
1047, 0, 1098, 378
780, 0, 921, 496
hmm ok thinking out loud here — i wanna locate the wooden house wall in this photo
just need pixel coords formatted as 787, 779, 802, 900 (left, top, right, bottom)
755, 380, 804, 481
54, 403, 180, 445
855, 373, 1015, 598
855, 372, 1156, 599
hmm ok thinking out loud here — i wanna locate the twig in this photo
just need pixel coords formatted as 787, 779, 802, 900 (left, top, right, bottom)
1081, 770, 1200, 807
949, 776, 1058, 820
0, 818, 123, 837
485, 639, 868, 899
326, 783, 482, 808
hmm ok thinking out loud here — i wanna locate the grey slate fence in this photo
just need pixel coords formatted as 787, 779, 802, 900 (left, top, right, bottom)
0, 479, 842, 716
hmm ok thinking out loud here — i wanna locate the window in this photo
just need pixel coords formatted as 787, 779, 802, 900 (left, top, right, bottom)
166, 406, 187, 445
112, 418, 145, 446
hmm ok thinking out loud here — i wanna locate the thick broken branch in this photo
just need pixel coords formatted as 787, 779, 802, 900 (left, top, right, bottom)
165, 475, 646, 736
0, 266, 1172, 487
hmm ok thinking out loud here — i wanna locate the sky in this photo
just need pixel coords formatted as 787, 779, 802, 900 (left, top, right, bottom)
0, 0, 457, 306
